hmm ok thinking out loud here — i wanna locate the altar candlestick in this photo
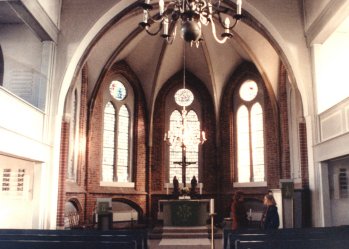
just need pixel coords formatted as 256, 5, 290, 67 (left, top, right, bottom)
237, 0, 242, 15
199, 183, 203, 195
210, 198, 214, 214
165, 183, 169, 195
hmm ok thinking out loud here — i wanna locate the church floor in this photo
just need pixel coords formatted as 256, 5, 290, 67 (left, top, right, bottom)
148, 238, 223, 249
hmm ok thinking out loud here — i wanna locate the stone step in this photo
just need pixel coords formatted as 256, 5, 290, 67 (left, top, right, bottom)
149, 225, 222, 239
162, 226, 209, 233
162, 232, 209, 239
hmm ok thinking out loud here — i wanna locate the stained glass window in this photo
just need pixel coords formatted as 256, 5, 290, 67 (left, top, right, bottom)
117, 105, 129, 182
102, 78, 133, 185
169, 110, 182, 182
239, 80, 258, 101
251, 103, 264, 182
236, 80, 265, 183
102, 102, 115, 182
174, 88, 194, 107
168, 110, 199, 183
109, 81, 127, 101
237, 105, 250, 183
184, 110, 199, 183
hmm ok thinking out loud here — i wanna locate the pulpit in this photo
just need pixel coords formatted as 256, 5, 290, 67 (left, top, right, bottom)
159, 199, 210, 226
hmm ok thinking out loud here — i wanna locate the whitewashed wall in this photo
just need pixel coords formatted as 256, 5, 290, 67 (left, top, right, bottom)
37, 0, 62, 26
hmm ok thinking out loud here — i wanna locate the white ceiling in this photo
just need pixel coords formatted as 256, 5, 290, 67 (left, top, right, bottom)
85, 2, 280, 111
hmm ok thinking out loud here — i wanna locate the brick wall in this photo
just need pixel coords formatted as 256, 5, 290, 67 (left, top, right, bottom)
57, 60, 309, 225
150, 71, 216, 219
57, 121, 69, 227
278, 63, 291, 179
219, 62, 281, 215
86, 61, 148, 218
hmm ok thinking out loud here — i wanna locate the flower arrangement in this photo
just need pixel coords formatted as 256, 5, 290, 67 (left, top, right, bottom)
180, 186, 190, 196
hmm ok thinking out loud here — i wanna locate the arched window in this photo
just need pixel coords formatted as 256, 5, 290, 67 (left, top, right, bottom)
169, 110, 182, 181
102, 102, 116, 182
67, 89, 79, 181
168, 109, 200, 183
235, 80, 265, 183
102, 80, 133, 184
116, 105, 130, 182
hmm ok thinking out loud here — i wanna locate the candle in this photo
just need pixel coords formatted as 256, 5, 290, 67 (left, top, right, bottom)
159, 0, 164, 15
199, 183, 203, 195
237, 0, 242, 15
224, 17, 230, 34
163, 17, 169, 36
143, 10, 148, 23
210, 198, 214, 214
249, 208, 252, 218
208, 2, 213, 15
165, 183, 169, 195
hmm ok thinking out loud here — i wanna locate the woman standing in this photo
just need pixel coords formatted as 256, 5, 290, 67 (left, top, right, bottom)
231, 191, 248, 230
260, 194, 280, 229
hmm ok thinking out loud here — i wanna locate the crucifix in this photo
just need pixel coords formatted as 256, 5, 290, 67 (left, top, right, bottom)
173, 144, 196, 187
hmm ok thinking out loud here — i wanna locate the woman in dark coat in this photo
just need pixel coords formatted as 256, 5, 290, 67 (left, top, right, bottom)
260, 194, 279, 229
231, 191, 248, 230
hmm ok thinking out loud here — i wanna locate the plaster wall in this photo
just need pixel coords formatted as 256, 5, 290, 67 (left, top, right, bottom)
244, 0, 312, 117
304, 0, 331, 30
315, 32, 349, 113
37, 0, 62, 26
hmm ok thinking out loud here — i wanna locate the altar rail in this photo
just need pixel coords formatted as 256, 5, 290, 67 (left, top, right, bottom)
223, 226, 349, 249
0, 228, 148, 249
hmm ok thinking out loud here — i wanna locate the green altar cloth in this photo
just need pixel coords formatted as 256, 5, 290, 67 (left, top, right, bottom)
162, 199, 209, 226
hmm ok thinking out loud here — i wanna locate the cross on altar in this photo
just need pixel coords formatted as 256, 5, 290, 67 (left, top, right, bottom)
173, 145, 196, 187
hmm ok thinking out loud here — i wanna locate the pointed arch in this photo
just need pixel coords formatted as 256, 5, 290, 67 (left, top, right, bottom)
102, 101, 116, 182
116, 104, 130, 182
237, 105, 250, 183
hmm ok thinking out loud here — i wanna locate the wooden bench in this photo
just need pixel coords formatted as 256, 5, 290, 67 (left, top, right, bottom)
0, 240, 136, 249
0, 229, 148, 249
223, 226, 349, 249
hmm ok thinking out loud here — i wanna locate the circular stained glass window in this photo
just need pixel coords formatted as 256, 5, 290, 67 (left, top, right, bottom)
239, 80, 258, 101
174, 88, 194, 107
109, 80, 127, 101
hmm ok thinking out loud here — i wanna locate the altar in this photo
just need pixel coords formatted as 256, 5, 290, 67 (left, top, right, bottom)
158, 199, 210, 226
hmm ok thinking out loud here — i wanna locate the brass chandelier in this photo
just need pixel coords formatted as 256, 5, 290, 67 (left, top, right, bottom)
139, 0, 242, 46
163, 44, 206, 149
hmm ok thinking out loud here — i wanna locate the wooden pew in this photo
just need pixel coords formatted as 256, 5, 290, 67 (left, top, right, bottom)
0, 240, 136, 249
223, 226, 349, 249
235, 238, 349, 249
0, 229, 148, 249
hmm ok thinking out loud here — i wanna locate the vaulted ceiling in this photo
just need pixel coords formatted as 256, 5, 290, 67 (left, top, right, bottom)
83, 1, 280, 113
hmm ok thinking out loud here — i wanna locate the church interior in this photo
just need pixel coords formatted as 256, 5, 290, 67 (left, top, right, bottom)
1, 0, 349, 246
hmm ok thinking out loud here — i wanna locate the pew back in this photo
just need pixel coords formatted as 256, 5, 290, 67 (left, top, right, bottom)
0, 229, 148, 249
224, 226, 349, 249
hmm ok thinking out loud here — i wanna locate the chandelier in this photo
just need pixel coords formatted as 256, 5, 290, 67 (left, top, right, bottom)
164, 45, 207, 149
139, 0, 242, 46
